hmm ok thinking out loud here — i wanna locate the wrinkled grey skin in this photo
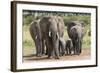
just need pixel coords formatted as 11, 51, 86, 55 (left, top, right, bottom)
67, 21, 84, 38
29, 19, 42, 57
59, 37, 66, 56
65, 39, 73, 55
67, 21, 84, 55
39, 16, 64, 59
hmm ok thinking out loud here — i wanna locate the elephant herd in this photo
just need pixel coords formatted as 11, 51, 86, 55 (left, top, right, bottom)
29, 15, 85, 59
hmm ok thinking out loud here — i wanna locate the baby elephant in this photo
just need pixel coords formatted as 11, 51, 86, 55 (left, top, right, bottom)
65, 39, 73, 55
59, 38, 73, 56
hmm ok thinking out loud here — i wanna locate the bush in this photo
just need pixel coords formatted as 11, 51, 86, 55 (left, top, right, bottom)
63, 14, 91, 26
23, 15, 35, 25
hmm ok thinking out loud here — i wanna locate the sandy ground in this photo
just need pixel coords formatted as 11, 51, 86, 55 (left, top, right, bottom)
23, 48, 91, 62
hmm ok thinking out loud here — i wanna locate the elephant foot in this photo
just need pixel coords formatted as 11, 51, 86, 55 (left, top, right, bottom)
59, 54, 64, 56
36, 54, 42, 57
62, 53, 65, 56
65, 54, 68, 56
77, 53, 80, 55
47, 56, 53, 59
78, 52, 80, 55
73, 53, 77, 55
41, 53, 45, 56
55, 56, 60, 59
45, 52, 48, 55
76, 52, 81, 55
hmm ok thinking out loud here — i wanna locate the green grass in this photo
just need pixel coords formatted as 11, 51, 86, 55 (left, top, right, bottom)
23, 25, 36, 56
82, 31, 91, 49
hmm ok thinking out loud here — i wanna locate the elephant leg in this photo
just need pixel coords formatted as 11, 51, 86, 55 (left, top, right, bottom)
77, 38, 82, 55
78, 40, 80, 55
45, 47, 48, 55
65, 43, 68, 55
69, 46, 71, 55
54, 41, 60, 59
58, 43, 62, 56
35, 42, 39, 57
75, 40, 78, 55
67, 48, 69, 55
35, 40, 42, 57
70, 47, 73, 55
68, 46, 71, 55
76, 39, 80, 55
76, 40, 80, 55
62, 44, 66, 56
34, 39, 38, 56
67, 47, 69, 55
80, 40, 82, 54
75, 45, 77, 55
65, 47, 68, 55
47, 47, 52, 58
45, 42, 49, 55
48, 44, 54, 58
72, 40, 76, 55
61, 48, 65, 56
59, 43, 64, 56
45, 38, 53, 58
41, 39, 45, 55
54, 49, 59, 59
79, 40, 82, 54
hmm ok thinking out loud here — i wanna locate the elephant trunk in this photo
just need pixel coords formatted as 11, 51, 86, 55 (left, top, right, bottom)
52, 32, 60, 59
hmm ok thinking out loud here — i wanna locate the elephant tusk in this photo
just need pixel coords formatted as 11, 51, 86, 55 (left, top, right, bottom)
35, 35, 37, 39
49, 31, 51, 37
57, 32, 59, 39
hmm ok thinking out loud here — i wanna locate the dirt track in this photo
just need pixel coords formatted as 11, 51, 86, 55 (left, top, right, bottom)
23, 48, 91, 62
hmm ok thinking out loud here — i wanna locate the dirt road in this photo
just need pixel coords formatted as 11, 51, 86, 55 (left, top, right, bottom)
23, 48, 91, 62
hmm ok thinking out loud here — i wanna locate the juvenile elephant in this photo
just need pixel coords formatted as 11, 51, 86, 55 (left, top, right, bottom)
65, 39, 73, 55
29, 19, 43, 57
39, 15, 65, 59
67, 21, 84, 55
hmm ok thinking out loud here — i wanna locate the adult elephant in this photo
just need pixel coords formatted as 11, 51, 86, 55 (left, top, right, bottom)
29, 19, 43, 57
67, 21, 84, 55
39, 15, 64, 59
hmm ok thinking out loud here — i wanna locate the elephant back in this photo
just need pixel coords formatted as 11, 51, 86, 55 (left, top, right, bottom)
67, 21, 84, 38
70, 24, 84, 40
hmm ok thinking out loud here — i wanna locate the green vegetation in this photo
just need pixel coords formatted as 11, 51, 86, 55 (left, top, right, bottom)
23, 11, 91, 56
